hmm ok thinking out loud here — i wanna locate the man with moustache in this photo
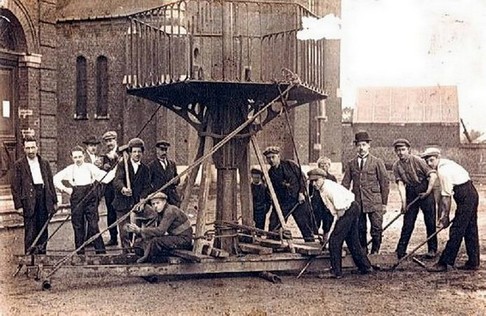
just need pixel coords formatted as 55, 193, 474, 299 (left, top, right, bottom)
342, 131, 389, 254
100, 131, 120, 246
148, 140, 181, 207
11, 136, 58, 254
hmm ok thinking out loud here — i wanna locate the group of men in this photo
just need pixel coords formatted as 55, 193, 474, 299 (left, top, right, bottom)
11, 132, 191, 261
252, 130, 480, 278
11, 129, 480, 276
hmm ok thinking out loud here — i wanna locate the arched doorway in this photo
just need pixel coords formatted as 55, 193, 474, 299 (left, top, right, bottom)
0, 9, 27, 187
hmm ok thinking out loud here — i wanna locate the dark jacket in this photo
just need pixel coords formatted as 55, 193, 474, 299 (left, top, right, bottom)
11, 156, 58, 217
268, 159, 305, 206
342, 154, 390, 213
148, 159, 181, 205
112, 160, 152, 212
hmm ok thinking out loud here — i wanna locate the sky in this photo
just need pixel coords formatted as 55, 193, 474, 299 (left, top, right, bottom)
339, 0, 486, 133
46, 2, 486, 134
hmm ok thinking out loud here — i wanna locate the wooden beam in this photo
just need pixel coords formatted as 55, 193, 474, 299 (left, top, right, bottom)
180, 135, 205, 211
239, 243, 273, 255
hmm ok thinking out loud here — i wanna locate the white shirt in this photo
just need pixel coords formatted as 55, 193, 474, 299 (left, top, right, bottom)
27, 156, 44, 185
159, 159, 167, 169
437, 158, 470, 197
54, 162, 108, 192
131, 159, 141, 174
358, 154, 368, 170
316, 179, 355, 217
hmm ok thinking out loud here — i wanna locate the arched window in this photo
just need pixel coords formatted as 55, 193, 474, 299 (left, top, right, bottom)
75, 56, 88, 119
96, 56, 109, 118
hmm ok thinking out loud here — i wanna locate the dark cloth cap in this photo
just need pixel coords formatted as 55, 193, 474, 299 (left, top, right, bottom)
128, 137, 145, 149
250, 167, 263, 175
149, 192, 167, 201
102, 131, 117, 141
354, 130, 372, 143
83, 135, 100, 145
263, 146, 280, 156
156, 140, 171, 148
393, 138, 411, 148
307, 168, 326, 181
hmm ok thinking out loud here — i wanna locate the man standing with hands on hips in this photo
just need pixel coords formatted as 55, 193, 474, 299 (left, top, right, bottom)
421, 148, 480, 272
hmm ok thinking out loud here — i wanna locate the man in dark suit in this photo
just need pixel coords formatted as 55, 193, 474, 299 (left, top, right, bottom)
83, 135, 102, 168
342, 131, 390, 254
148, 140, 181, 207
11, 136, 58, 254
99, 131, 120, 246
112, 138, 152, 252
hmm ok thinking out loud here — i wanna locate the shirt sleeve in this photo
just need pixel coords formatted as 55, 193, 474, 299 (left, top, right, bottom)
53, 166, 70, 191
141, 209, 176, 238
438, 167, 454, 196
416, 157, 436, 177
89, 164, 108, 182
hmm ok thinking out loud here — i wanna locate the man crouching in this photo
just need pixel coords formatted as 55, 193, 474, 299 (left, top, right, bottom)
308, 168, 373, 278
125, 192, 193, 263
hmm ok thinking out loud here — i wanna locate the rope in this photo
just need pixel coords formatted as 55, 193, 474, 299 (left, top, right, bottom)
44, 81, 299, 280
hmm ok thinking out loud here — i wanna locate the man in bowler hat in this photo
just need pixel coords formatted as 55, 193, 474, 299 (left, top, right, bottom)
342, 131, 389, 254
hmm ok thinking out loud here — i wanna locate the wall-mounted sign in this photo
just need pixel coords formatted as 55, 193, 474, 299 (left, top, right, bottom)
2, 100, 10, 118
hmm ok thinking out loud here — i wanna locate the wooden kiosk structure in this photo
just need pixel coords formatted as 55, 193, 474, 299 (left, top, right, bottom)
17, 0, 361, 289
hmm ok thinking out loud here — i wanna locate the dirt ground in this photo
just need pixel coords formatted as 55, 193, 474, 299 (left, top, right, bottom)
1, 186, 486, 315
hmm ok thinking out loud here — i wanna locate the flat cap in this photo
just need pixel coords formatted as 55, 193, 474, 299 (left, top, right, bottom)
128, 137, 145, 149
307, 168, 326, 181
250, 167, 263, 175
421, 147, 441, 159
102, 131, 117, 141
393, 138, 411, 148
263, 146, 280, 156
83, 135, 100, 145
156, 140, 171, 148
149, 192, 167, 201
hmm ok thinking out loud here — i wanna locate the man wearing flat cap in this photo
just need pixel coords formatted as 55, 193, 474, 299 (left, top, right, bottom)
99, 130, 121, 246
148, 140, 181, 207
392, 138, 438, 259
112, 137, 152, 252
263, 146, 315, 242
342, 131, 389, 254
126, 191, 193, 263
421, 148, 480, 272
307, 168, 373, 278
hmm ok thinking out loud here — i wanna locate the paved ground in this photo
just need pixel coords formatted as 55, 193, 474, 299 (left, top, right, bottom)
0, 185, 485, 315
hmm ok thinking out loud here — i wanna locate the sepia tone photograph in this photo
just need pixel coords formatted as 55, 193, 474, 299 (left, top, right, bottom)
0, 0, 485, 314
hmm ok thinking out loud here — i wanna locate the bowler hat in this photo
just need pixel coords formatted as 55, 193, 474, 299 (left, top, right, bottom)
263, 146, 280, 156
102, 131, 117, 141
83, 135, 100, 145
307, 168, 326, 181
149, 192, 167, 201
156, 140, 171, 148
421, 147, 441, 159
393, 138, 411, 148
354, 131, 372, 143
128, 137, 145, 149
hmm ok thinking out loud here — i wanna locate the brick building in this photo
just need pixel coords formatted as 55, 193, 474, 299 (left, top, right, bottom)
0, 0, 342, 190
342, 86, 461, 170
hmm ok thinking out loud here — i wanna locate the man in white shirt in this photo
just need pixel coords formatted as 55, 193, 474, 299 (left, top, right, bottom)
421, 148, 480, 272
54, 146, 108, 254
308, 168, 373, 278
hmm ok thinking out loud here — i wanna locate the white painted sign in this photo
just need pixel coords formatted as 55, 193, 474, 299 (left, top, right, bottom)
2, 100, 10, 118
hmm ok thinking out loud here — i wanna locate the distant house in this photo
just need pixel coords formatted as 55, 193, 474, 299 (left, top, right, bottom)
342, 86, 460, 168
